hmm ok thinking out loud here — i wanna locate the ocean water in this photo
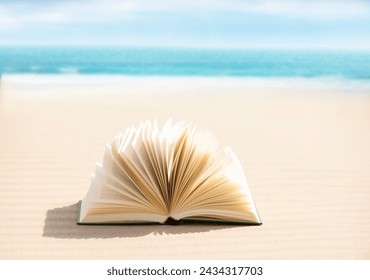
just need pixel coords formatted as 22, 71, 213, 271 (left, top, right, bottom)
0, 46, 370, 79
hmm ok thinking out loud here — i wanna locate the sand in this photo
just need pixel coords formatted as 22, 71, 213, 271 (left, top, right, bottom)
0, 75, 369, 259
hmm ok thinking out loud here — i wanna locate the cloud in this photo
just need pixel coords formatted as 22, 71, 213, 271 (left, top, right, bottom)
216, 0, 370, 18
0, 4, 20, 30
0, 0, 369, 30
0, 0, 369, 47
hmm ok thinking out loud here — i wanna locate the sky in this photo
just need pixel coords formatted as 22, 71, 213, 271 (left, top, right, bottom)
0, 0, 370, 49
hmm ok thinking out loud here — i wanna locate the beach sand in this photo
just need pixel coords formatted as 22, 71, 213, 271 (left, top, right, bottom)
0, 75, 369, 259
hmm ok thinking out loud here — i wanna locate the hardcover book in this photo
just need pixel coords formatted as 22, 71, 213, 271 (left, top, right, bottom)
78, 120, 261, 225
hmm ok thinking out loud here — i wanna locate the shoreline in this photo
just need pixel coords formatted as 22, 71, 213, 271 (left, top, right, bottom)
2, 74, 370, 98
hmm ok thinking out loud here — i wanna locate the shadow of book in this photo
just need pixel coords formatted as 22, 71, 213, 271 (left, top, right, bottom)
43, 203, 252, 239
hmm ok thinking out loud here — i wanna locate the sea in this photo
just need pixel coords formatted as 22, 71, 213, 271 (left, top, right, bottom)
1, 47, 370, 80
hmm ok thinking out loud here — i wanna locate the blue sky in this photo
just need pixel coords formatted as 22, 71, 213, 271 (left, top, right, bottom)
1, 0, 370, 49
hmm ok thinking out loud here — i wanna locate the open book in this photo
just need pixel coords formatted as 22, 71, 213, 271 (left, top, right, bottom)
78, 120, 261, 225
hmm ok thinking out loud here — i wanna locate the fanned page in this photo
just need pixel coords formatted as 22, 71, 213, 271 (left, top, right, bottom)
78, 120, 261, 225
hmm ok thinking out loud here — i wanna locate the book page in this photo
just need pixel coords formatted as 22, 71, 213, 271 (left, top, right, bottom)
114, 124, 167, 210
170, 145, 261, 224
80, 120, 260, 224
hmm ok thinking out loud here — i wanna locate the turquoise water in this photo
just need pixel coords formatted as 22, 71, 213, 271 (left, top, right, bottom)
0, 47, 370, 79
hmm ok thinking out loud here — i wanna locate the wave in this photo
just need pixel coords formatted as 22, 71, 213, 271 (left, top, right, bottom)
58, 67, 80, 74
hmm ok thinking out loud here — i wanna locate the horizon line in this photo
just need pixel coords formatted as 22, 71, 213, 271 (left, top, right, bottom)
0, 44, 370, 51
